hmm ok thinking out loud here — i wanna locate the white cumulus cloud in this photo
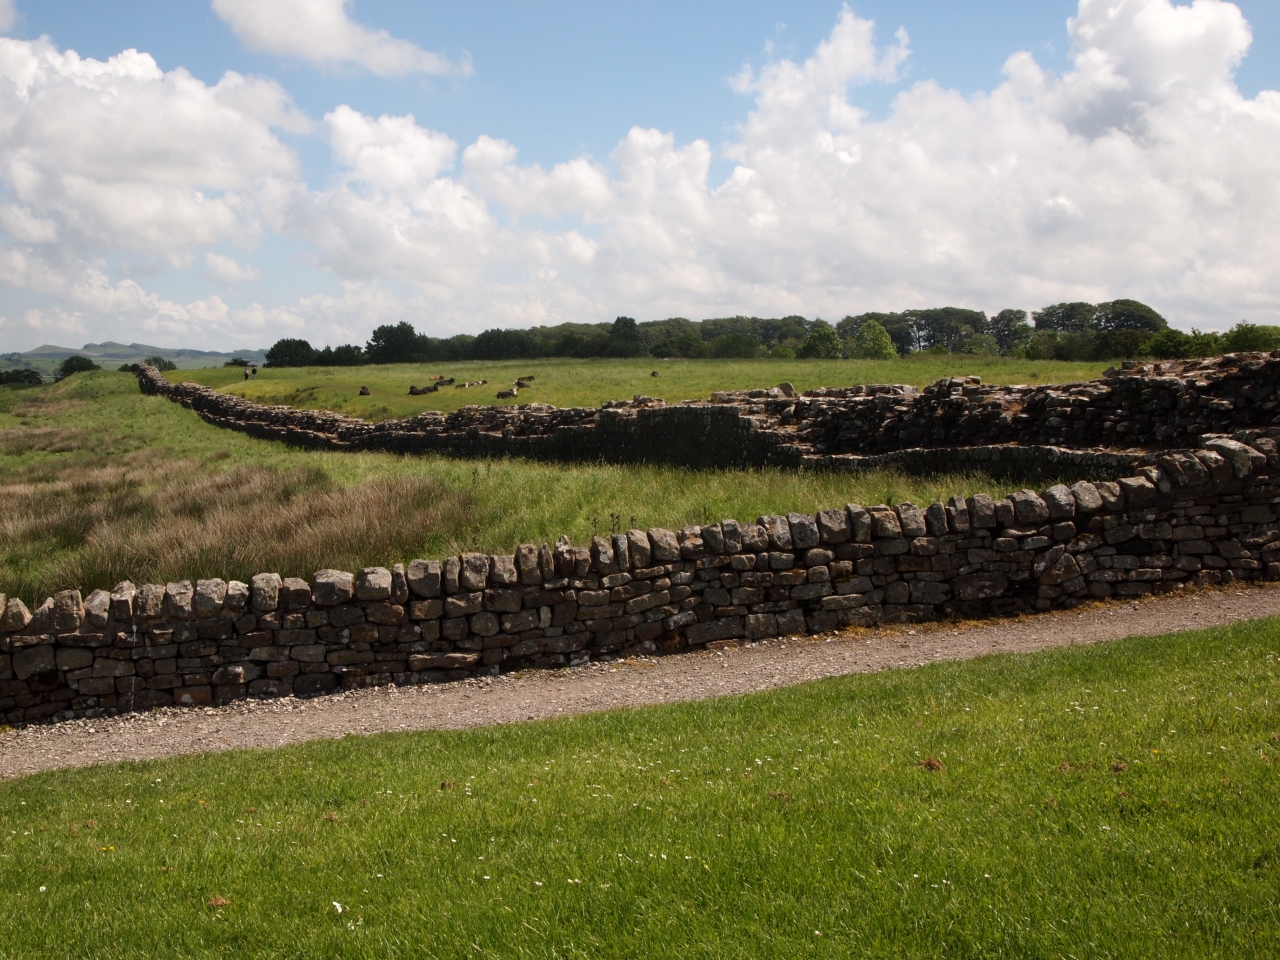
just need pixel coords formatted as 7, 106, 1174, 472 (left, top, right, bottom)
211, 0, 468, 76
205, 252, 261, 284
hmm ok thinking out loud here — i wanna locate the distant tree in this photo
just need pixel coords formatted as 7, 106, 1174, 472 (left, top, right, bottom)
767, 344, 796, 359
118, 363, 136, 372
709, 333, 762, 359
796, 320, 843, 359
651, 332, 709, 358
58, 355, 100, 378
223, 357, 250, 367
0, 368, 44, 386
605, 316, 646, 357
365, 322, 427, 364
264, 338, 317, 367
990, 309, 1034, 354
849, 319, 897, 359
1095, 299, 1167, 333
143, 354, 177, 372
1033, 302, 1098, 333
1221, 322, 1280, 353
329, 344, 366, 366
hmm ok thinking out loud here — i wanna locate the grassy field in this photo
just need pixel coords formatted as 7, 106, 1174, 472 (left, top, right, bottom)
175, 355, 1112, 420
2, 616, 1278, 958
0, 372, 1060, 603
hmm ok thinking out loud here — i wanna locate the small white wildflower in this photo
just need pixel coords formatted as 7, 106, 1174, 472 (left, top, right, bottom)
333, 902, 343, 913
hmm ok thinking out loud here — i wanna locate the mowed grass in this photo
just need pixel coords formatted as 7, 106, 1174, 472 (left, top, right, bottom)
0, 373, 1059, 603
3, 617, 1279, 958
177, 355, 1111, 420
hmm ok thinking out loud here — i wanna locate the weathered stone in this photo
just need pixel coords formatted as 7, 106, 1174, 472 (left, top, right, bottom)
281, 577, 311, 609
895, 503, 927, 539
1011, 490, 1051, 525
490, 555, 519, 586
1070, 481, 1103, 514
946, 496, 970, 533
13, 644, 55, 680
109, 581, 137, 620
409, 652, 480, 670
248, 573, 280, 613
627, 529, 653, 567
648, 528, 680, 562
161, 582, 193, 621
1117, 476, 1158, 506
787, 513, 820, 550
701, 523, 725, 555
967, 494, 996, 529
591, 536, 615, 574
407, 560, 442, 598
1202, 437, 1265, 478
356, 567, 392, 601
678, 526, 705, 559
1039, 553, 1081, 586
868, 506, 901, 539
224, 580, 250, 614
817, 508, 850, 544
909, 580, 951, 605
847, 504, 872, 542
516, 545, 542, 585
459, 554, 489, 591
193, 579, 227, 618
135, 584, 166, 619
760, 515, 793, 550
443, 556, 461, 593
1040, 484, 1077, 520
740, 522, 769, 552
83, 589, 111, 628
311, 570, 355, 606
52, 589, 84, 632
952, 572, 1009, 601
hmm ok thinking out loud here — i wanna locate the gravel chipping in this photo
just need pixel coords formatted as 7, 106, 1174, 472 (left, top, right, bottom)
4, 584, 1280, 781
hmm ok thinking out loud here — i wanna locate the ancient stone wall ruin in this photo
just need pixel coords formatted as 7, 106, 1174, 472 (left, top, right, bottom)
136, 353, 1280, 471
3, 431, 1280, 725
3, 355, 1280, 724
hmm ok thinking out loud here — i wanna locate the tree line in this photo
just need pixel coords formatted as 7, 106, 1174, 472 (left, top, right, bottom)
260, 301, 1280, 367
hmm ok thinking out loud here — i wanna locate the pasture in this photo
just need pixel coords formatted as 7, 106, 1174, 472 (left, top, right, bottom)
0, 372, 1057, 603
2, 616, 1278, 957
175, 355, 1112, 420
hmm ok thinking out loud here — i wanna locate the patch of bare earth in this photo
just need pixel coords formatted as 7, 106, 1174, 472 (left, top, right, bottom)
4, 584, 1280, 780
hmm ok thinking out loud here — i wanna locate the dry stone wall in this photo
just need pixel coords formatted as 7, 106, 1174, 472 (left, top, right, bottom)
3, 431, 1280, 724
136, 353, 1280, 470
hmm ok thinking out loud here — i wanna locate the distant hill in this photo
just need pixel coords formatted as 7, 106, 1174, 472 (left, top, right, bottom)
2, 342, 269, 376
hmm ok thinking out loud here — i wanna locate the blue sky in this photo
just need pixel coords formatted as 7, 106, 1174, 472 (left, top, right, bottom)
0, 0, 1277, 350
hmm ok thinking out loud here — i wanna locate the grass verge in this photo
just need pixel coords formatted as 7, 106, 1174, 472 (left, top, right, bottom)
175, 355, 1112, 419
1, 373, 1060, 602
2, 618, 1279, 958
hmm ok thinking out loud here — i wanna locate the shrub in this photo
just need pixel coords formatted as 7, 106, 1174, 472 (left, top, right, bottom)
143, 355, 177, 372
849, 319, 897, 360
795, 321, 843, 359
57, 355, 100, 378
0, 368, 44, 386
224, 358, 250, 368
1221, 322, 1280, 353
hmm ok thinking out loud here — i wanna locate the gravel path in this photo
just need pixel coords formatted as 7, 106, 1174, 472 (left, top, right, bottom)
4, 584, 1280, 781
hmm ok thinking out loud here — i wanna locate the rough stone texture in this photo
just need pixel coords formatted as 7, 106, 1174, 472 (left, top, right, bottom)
5, 359, 1280, 726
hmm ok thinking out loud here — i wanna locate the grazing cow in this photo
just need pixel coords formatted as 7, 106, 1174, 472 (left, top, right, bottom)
408, 385, 423, 395
439, 377, 455, 386
359, 386, 371, 396
519, 375, 535, 381
651, 371, 660, 377
497, 387, 518, 400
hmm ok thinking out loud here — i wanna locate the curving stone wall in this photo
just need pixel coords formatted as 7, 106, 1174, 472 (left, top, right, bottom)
3, 430, 1280, 725
135, 352, 1280, 470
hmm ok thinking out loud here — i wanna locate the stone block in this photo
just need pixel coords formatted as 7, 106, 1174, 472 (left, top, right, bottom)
1011, 490, 1050, 525
3, 597, 32, 633
895, 503, 927, 538
194, 579, 228, 618
952, 572, 1009, 601
13, 645, 55, 680
251, 573, 281, 612
364, 603, 405, 625
460, 553, 489, 591
329, 604, 365, 627
55, 647, 93, 671
280, 577, 312, 609
490, 555, 519, 586
136, 583, 166, 619
787, 513, 820, 550
409, 652, 480, 670
648, 528, 680, 562
224, 580, 250, 614
109, 581, 136, 620
294, 674, 338, 697
868, 506, 901, 538
817, 508, 850, 543
1117, 476, 1158, 506
311, 569, 355, 606
53, 589, 84, 632
408, 599, 443, 621
356, 567, 392, 601
967, 494, 996, 529
407, 559, 442, 598
759, 515, 793, 550
1041, 484, 1077, 520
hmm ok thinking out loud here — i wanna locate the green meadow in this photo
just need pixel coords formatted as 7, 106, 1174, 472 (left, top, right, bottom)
0, 372, 1057, 603
3, 617, 1278, 958
174, 355, 1111, 420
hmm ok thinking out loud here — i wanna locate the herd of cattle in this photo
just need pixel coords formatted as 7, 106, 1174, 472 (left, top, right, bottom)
402, 374, 536, 400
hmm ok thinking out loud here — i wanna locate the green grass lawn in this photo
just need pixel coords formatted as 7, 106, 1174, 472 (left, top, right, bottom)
175, 355, 1112, 420
3, 616, 1278, 958
0, 373, 1057, 602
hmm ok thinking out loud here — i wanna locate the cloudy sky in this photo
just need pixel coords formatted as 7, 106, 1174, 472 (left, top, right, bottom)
0, 0, 1277, 352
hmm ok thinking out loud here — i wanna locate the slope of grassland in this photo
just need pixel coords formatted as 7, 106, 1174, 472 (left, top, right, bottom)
0, 372, 1058, 602
2, 618, 1278, 958
177, 355, 1112, 420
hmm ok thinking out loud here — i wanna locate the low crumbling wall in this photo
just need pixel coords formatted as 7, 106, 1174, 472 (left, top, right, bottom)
3, 432, 1279, 724
136, 353, 1280, 469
